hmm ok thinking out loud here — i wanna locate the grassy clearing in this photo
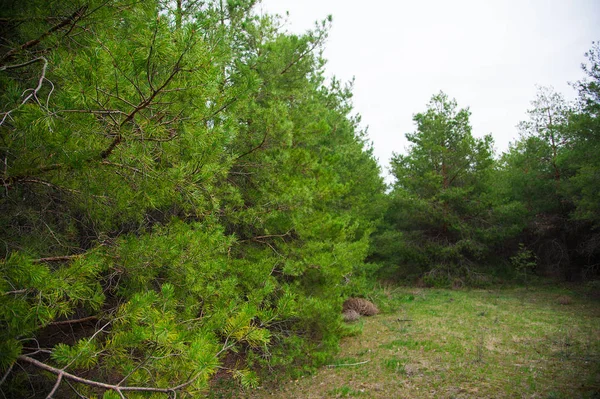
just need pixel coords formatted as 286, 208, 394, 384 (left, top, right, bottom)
240, 285, 600, 398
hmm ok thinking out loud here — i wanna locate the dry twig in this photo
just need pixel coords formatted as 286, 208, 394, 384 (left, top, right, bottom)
326, 360, 370, 368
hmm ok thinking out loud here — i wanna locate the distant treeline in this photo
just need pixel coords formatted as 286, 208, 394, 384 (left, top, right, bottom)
371, 46, 600, 287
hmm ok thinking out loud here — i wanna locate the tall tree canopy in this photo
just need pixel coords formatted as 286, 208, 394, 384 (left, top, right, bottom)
498, 43, 600, 280
372, 92, 496, 285
0, 1, 384, 397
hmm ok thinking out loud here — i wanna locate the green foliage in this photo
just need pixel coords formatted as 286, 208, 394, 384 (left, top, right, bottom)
372, 92, 498, 281
0, 252, 105, 364
382, 357, 407, 374
2, 0, 596, 395
373, 42, 600, 284
327, 385, 366, 397
496, 46, 600, 280
0, 0, 383, 396
510, 244, 538, 285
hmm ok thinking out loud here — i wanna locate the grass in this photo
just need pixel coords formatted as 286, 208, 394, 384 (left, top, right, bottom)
240, 285, 600, 398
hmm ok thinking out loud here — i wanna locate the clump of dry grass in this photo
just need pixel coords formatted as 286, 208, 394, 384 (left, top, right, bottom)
343, 298, 379, 316
342, 309, 360, 322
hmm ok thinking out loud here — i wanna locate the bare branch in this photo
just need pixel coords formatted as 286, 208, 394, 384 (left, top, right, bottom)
0, 57, 48, 127
0, 17, 65, 23
17, 355, 205, 396
3, 289, 28, 295
0, 57, 46, 72
22, 349, 52, 357
49, 316, 98, 326
64, 379, 86, 399
17, 177, 60, 189
45, 372, 62, 399
44, 77, 55, 109
7, 178, 85, 197
4, 178, 109, 203
0, 364, 13, 386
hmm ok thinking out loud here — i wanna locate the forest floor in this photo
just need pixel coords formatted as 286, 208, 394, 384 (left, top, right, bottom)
213, 285, 600, 399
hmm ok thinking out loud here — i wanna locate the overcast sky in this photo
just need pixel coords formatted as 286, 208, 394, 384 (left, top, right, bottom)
258, 0, 600, 179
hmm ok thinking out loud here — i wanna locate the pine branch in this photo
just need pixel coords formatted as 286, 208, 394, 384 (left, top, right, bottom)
279, 28, 327, 76
234, 128, 269, 161
100, 64, 183, 159
100, 29, 198, 160
100, 161, 142, 174
1, 6, 88, 63
202, 96, 239, 122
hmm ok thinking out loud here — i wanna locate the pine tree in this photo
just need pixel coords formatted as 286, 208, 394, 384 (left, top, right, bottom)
373, 92, 495, 284
0, 1, 384, 396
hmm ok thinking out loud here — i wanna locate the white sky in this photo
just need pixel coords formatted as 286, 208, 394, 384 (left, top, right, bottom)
258, 0, 600, 179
